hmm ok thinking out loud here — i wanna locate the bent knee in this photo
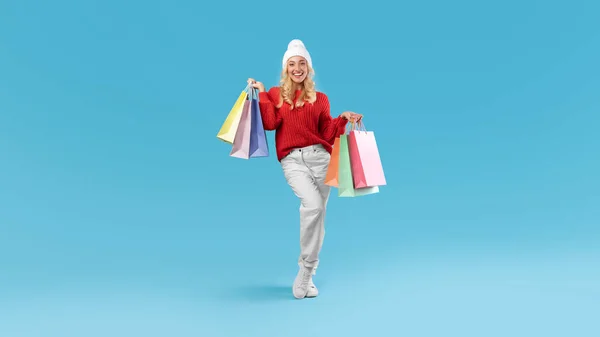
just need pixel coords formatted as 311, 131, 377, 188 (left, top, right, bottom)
301, 201, 325, 214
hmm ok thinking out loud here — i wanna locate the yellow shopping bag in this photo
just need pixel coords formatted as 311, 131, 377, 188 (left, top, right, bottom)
217, 85, 250, 144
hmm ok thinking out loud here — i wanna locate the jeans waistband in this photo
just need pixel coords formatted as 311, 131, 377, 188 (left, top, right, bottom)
289, 144, 325, 153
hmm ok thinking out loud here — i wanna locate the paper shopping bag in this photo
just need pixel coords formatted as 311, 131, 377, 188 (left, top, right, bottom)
324, 137, 341, 187
229, 98, 252, 159
249, 88, 269, 157
338, 134, 379, 197
217, 86, 249, 144
347, 121, 387, 188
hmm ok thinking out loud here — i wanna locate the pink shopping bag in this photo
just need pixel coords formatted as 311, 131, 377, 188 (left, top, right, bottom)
347, 121, 386, 188
229, 98, 252, 159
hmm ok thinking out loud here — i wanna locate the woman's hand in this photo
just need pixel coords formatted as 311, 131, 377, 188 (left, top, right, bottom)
247, 78, 266, 92
341, 111, 363, 123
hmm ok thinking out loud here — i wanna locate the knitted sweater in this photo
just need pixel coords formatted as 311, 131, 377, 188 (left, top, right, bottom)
258, 86, 348, 162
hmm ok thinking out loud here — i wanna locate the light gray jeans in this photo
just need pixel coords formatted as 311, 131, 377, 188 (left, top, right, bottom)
281, 144, 331, 273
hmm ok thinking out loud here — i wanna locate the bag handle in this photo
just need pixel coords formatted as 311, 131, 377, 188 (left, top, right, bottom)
245, 85, 258, 100
241, 84, 256, 100
344, 121, 353, 135
348, 119, 367, 133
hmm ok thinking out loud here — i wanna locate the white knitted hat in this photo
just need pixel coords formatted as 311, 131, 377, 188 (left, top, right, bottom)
282, 39, 312, 69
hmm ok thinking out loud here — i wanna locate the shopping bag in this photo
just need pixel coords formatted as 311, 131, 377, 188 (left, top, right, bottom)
229, 98, 252, 159
347, 121, 387, 188
337, 134, 379, 197
324, 137, 341, 187
217, 85, 250, 144
248, 88, 269, 157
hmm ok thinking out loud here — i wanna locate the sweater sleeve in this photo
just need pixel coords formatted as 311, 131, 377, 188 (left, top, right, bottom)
258, 87, 282, 131
318, 93, 348, 144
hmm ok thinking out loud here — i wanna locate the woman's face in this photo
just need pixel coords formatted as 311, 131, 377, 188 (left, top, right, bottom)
286, 56, 308, 84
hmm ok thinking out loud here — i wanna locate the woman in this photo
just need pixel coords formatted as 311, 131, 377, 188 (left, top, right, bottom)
248, 39, 362, 299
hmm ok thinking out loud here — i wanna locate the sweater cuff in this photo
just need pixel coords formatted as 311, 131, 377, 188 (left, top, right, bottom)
338, 116, 349, 127
338, 116, 349, 133
258, 91, 271, 102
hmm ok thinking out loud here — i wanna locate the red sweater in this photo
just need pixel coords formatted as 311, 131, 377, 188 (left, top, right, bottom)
258, 86, 349, 162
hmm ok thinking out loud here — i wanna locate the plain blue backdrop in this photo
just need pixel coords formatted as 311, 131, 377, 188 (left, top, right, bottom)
1, 0, 599, 336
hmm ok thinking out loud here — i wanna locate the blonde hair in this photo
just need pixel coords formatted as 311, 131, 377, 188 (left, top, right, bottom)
277, 64, 317, 110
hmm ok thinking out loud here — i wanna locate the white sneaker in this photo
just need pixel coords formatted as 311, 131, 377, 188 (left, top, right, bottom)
292, 265, 313, 299
306, 277, 318, 298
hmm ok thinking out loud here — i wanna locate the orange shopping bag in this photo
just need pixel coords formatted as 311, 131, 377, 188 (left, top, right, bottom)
324, 137, 341, 187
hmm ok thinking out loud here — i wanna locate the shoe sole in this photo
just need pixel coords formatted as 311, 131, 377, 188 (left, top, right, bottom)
293, 290, 317, 299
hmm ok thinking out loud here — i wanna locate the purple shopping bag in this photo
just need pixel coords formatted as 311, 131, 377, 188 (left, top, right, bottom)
229, 96, 252, 159
249, 88, 269, 157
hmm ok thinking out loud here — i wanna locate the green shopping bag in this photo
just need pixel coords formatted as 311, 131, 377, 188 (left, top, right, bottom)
337, 134, 379, 197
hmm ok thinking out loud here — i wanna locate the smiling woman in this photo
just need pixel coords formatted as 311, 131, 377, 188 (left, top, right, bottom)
279, 55, 315, 108
278, 41, 315, 109
247, 39, 362, 299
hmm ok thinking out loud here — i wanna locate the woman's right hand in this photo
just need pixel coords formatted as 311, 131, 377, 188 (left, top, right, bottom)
247, 78, 266, 92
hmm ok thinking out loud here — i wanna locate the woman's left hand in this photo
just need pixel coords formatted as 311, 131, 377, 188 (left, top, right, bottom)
341, 111, 363, 123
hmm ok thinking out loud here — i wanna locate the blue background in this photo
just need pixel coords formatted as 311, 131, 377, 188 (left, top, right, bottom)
1, 0, 599, 336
